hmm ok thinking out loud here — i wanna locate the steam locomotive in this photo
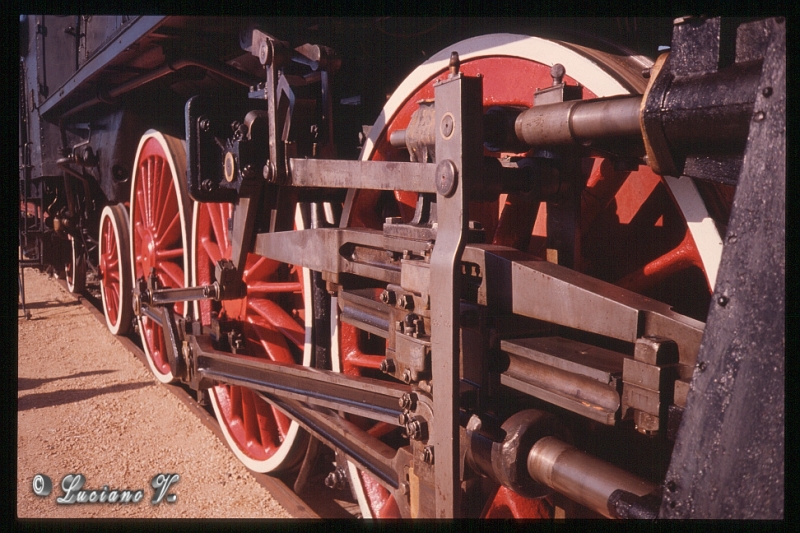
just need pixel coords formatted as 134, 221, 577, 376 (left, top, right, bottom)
19, 16, 784, 518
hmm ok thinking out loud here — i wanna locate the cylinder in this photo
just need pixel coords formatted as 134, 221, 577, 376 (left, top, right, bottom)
527, 436, 658, 518
514, 95, 642, 147
657, 59, 761, 154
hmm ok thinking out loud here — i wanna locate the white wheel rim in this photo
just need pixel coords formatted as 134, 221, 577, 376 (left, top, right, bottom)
99, 204, 131, 335
129, 130, 190, 383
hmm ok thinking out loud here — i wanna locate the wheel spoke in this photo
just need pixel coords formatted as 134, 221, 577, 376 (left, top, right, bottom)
144, 158, 154, 227
271, 403, 291, 439
105, 256, 119, 270
200, 237, 223, 267
246, 281, 302, 295
615, 230, 703, 293
218, 203, 232, 253
160, 261, 185, 288
157, 211, 182, 248
580, 160, 634, 236
155, 167, 176, 235
247, 314, 296, 364
244, 255, 281, 281
240, 388, 261, 448
135, 188, 147, 228
253, 395, 281, 447
207, 204, 230, 257
134, 219, 147, 241
248, 298, 305, 352
107, 288, 118, 322
230, 384, 243, 421
156, 247, 184, 261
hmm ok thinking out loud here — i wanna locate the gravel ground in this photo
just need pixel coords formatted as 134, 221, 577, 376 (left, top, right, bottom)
17, 267, 292, 519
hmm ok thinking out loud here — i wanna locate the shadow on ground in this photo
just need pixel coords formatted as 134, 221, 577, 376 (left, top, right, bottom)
18, 381, 154, 411
18, 370, 117, 391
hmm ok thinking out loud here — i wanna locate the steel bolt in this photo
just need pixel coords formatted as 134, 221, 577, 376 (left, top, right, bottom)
379, 358, 396, 374
199, 118, 211, 132
448, 51, 460, 77
324, 468, 348, 491
405, 418, 427, 441
398, 294, 413, 310
259, 42, 270, 65
550, 63, 566, 85
201, 179, 215, 192
380, 290, 395, 305
422, 445, 434, 465
399, 482, 410, 495
399, 392, 418, 411
404, 313, 419, 329
402, 369, 412, 384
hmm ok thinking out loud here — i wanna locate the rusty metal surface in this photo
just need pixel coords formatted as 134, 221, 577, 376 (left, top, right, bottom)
659, 17, 784, 519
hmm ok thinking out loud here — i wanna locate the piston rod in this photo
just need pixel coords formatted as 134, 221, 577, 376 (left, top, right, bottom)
527, 436, 658, 518
514, 95, 643, 147
150, 283, 220, 305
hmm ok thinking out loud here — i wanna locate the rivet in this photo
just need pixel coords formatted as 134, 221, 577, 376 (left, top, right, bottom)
762, 87, 773, 97
666, 480, 678, 492
754, 111, 765, 122
717, 295, 729, 307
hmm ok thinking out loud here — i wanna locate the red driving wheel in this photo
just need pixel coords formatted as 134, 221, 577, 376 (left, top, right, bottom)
192, 201, 311, 473
337, 34, 724, 518
130, 130, 192, 383
99, 203, 133, 335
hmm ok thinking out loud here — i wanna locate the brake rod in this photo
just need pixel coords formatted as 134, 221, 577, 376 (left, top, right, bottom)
187, 335, 410, 426
258, 393, 403, 490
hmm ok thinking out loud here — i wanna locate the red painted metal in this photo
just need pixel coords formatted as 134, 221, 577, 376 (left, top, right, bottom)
131, 136, 186, 376
194, 200, 306, 464
481, 486, 554, 519
100, 214, 122, 326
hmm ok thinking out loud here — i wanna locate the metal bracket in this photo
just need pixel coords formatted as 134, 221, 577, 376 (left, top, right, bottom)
429, 66, 483, 518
